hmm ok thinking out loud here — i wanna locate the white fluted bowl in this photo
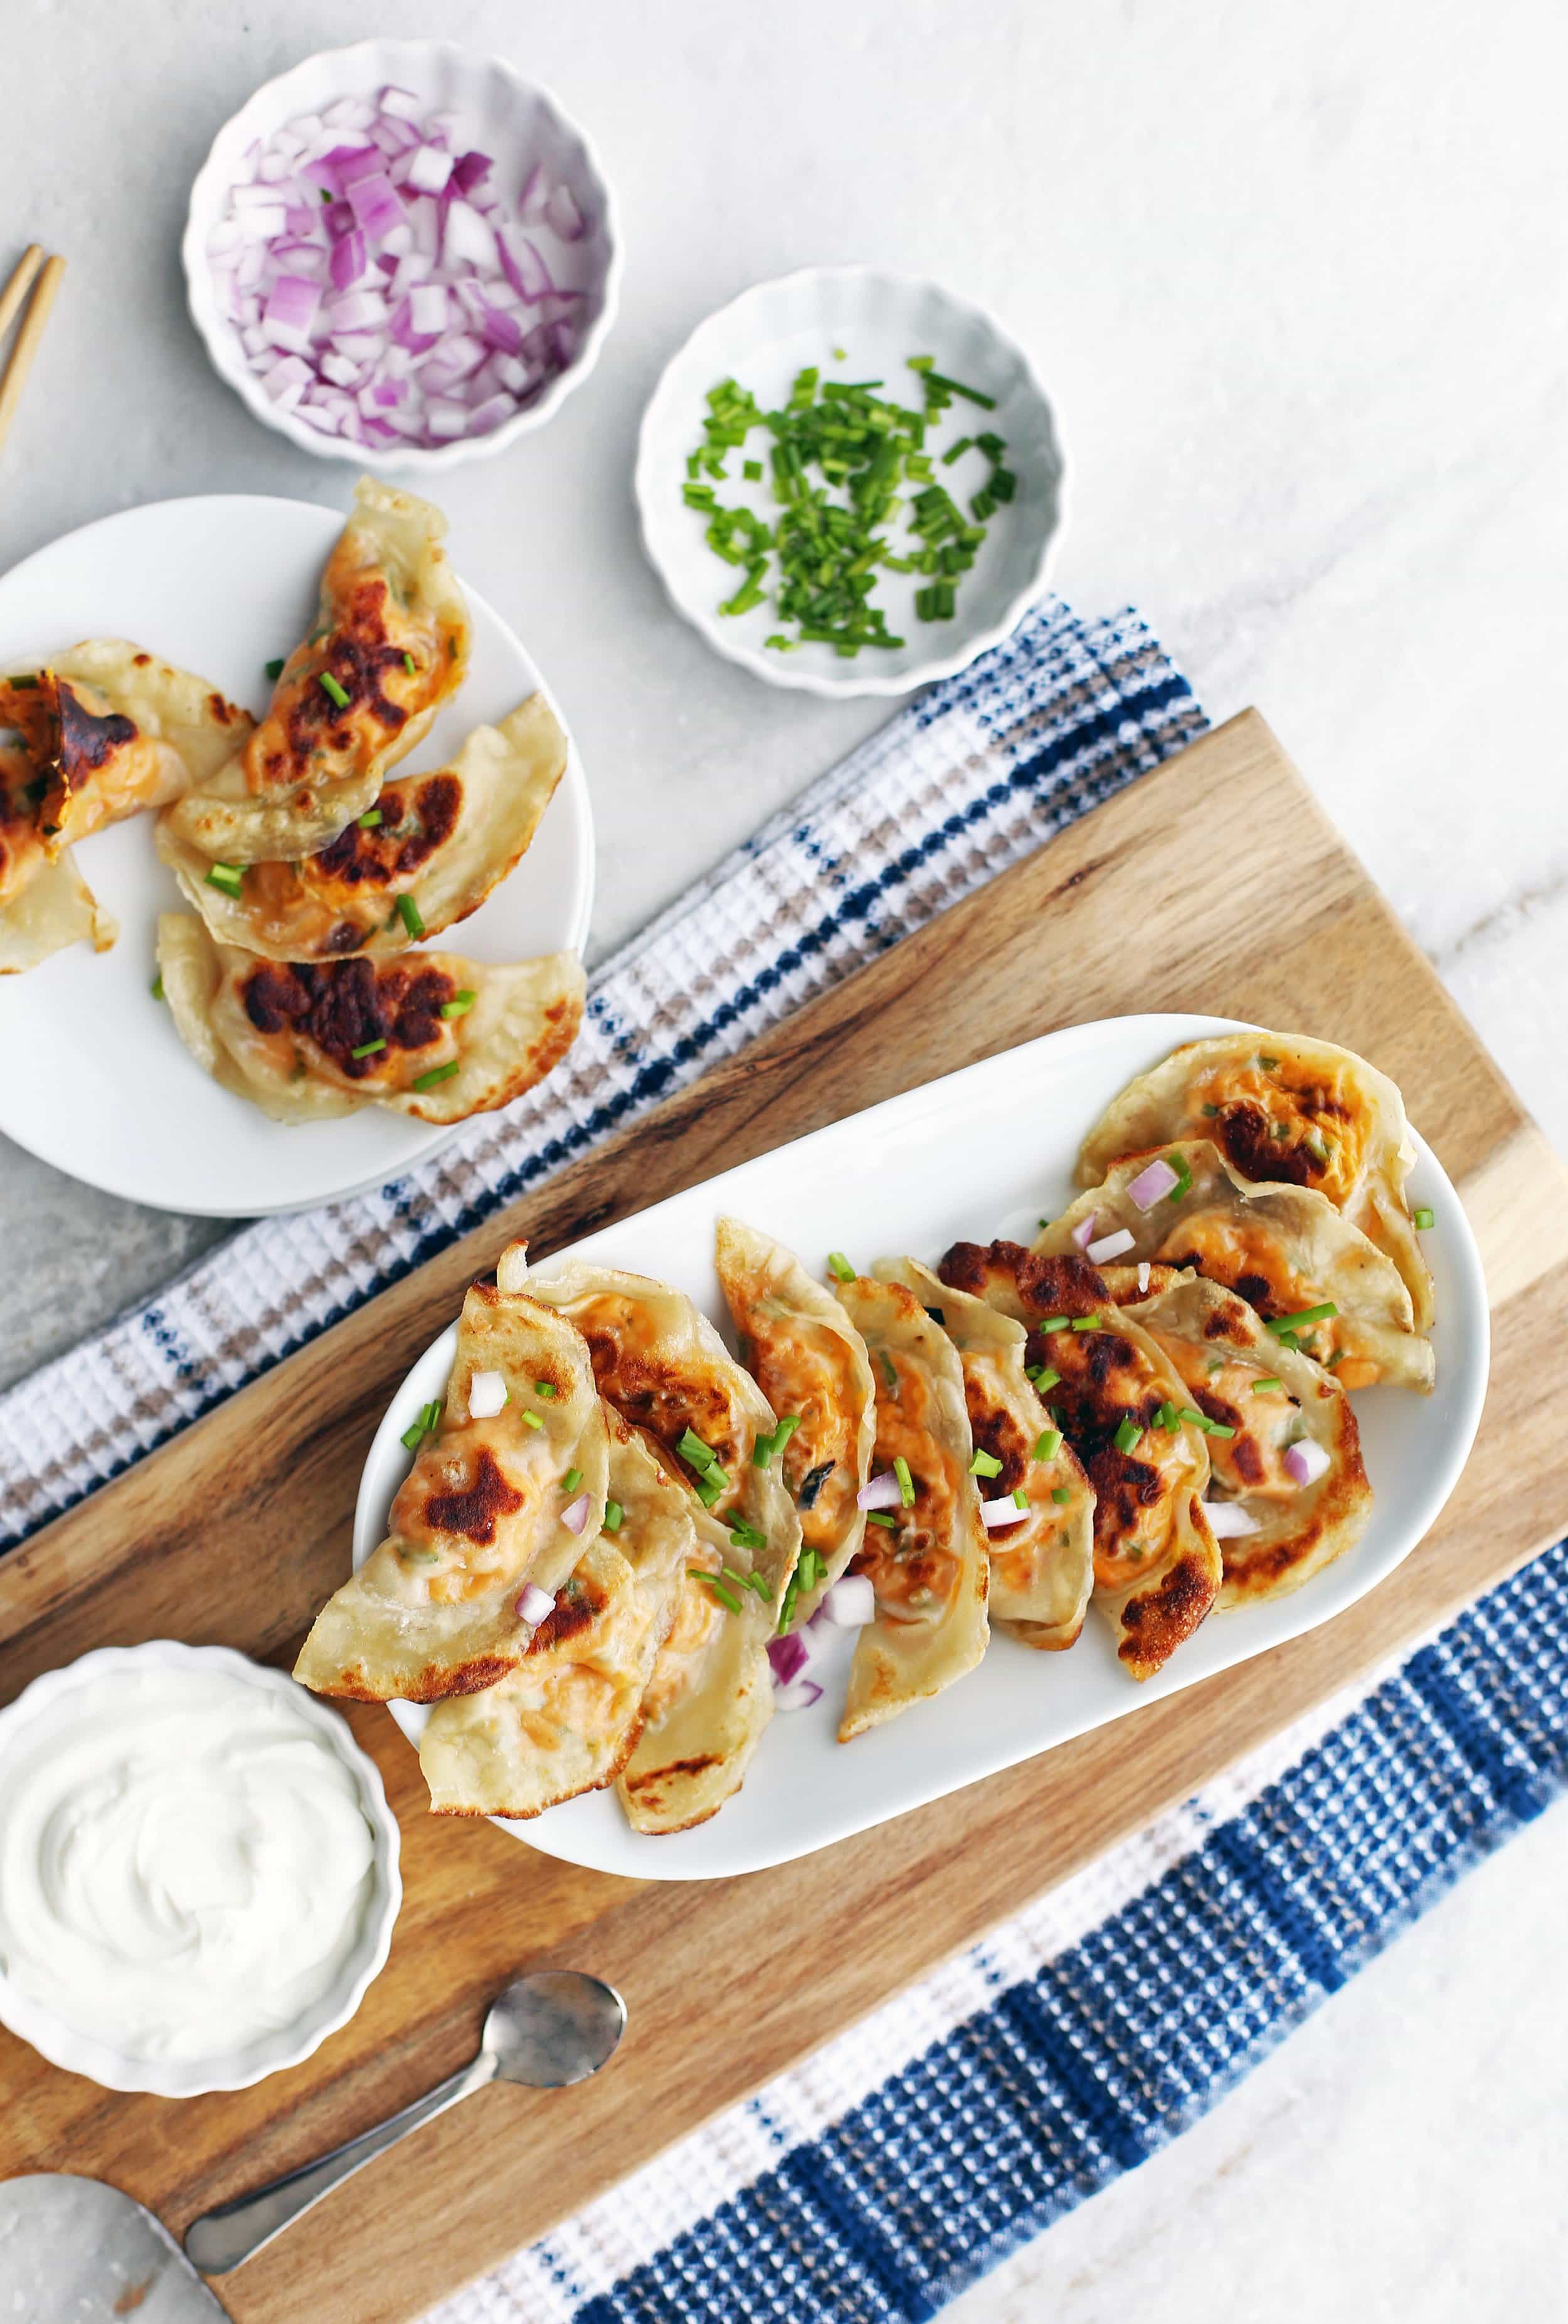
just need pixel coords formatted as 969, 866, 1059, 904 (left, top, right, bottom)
635, 266, 1066, 697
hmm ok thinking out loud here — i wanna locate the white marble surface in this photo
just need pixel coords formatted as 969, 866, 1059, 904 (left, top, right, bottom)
3, 0, 1566, 2315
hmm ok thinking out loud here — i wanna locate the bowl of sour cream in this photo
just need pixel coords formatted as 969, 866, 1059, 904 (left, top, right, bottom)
0, 1641, 401, 2096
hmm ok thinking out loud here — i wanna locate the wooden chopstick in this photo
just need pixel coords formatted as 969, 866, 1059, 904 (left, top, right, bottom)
0, 250, 65, 461
0, 245, 44, 343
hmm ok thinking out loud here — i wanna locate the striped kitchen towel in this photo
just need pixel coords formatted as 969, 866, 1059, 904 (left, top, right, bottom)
0, 593, 1202, 1548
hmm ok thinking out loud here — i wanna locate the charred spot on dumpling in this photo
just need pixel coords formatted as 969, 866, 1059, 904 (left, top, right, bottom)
1117, 1539, 1216, 1675
970, 1403, 1028, 1497
55, 681, 137, 776
238, 955, 457, 1076
527, 1575, 605, 1655
1227, 1430, 1267, 1487
206, 688, 243, 724
1215, 1098, 1316, 1187
420, 1446, 527, 1544
1017, 1251, 1110, 1317
581, 1339, 739, 1485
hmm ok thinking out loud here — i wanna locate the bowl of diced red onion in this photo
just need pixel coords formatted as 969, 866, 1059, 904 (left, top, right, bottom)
183, 40, 620, 466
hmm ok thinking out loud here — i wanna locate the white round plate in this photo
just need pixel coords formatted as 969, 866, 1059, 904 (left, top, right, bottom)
0, 494, 593, 1216
635, 265, 1067, 698
355, 1013, 1488, 1882
183, 38, 622, 472
0, 1640, 400, 2096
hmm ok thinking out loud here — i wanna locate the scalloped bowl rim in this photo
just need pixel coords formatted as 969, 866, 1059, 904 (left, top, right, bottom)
182, 37, 623, 472
0, 1640, 402, 2096
633, 264, 1068, 699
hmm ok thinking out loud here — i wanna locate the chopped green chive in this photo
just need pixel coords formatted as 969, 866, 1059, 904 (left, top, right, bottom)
1179, 1406, 1237, 1439
603, 1500, 623, 1532
396, 893, 425, 938
398, 1422, 425, 1451
893, 1454, 916, 1504
1276, 1329, 1301, 1349
1267, 1302, 1338, 1335
1201, 1102, 1219, 1117
729, 1519, 768, 1551
1025, 1364, 1061, 1391
1113, 1417, 1142, 1454
704, 1576, 742, 1613
1157, 1402, 1180, 1433
350, 1037, 387, 1059
403, 650, 417, 676
562, 1468, 583, 1494
411, 1061, 458, 1092
1051, 1485, 1071, 1504
1012, 1487, 1029, 1510
521, 1410, 544, 1431
866, 1510, 898, 1530
204, 862, 244, 898
1163, 1152, 1194, 1202
151, 971, 164, 1000
678, 1426, 719, 1472
534, 1380, 557, 1399
399, 1399, 442, 1452
1071, 1315, 1103, 1332
1033, 1428, 1062, 1462
264, 657, 285, 681
1038, 1317, 1070, 1334
1414, 1206, 1434, 1230
1258, 1054, 1280, 1069
1251, 1377, 1285, 1395
358, 809, 383, 829
798, 1546, 828, 1591
969, 1448, 1003, 1479
881, 1350, 898, 1393
694, 1468, 729, 1508
827, 1250, 856, 1281
440, 989, 477, 1019
319, 671, 350, 709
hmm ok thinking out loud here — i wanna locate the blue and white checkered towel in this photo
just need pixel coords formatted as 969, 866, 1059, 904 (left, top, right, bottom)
0, 600, 1559, 2324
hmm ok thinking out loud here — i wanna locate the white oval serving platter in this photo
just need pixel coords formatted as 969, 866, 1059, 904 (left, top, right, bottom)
0, 494, 593, 1216
356, 1012, 1488, 1882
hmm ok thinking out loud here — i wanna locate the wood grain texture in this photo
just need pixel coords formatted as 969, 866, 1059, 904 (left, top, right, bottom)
3, 710, 1564, 2324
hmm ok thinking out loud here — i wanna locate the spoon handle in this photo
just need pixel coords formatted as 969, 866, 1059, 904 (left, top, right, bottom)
184, 2047, 497, 2275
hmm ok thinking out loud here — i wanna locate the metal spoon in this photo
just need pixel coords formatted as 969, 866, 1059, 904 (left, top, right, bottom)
184, 1970, 626, 2276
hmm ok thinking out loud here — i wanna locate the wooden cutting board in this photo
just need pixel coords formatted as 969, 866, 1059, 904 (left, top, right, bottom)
4, 710, 1566, 2323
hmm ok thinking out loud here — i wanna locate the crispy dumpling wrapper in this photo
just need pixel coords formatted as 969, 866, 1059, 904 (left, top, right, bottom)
616, 1479, 774, 1835
527, 1259, 801, 1606
833, 1274, 990, 1739
157, 694, 567, 962
295, 1244, 608, 1702
525, 1259, 800, 1835
1098, 1266, 1372, 1606
1038, 1137, 1434, 1394
161, 477, 471, 864
938, 1244, 1222, 1680
24, 642, 255, 849
157, 913, 583, 1126
0, 746, 114, 970
716, 1216, 876, 1624
1078, 1029, 1433, 1331
420, 1413, 693, 1818
878, 1257, 1094, 1651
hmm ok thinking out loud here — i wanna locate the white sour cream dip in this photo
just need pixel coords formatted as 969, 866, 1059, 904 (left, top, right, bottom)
0, 1664, 376, 2062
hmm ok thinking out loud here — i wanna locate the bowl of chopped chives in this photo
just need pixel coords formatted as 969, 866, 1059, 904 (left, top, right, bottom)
633, 266, 1066, 698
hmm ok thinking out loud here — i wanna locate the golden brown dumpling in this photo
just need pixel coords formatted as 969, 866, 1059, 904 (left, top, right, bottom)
1099, 1266, 1372, 1606
156, 914, 583, 1126
1038, 1138, 1433, 1394
160, 477, 471, 864
938, 1243, 1222, 1681
1078, 1029, 1433, 1330
715, 1216, 876, 1626
157, 694, 567, 962
294, 1244, 608, 1702
877, 1256, 1094, 1651
832, 1273, 990, 1738
420, 1413, 693, 1818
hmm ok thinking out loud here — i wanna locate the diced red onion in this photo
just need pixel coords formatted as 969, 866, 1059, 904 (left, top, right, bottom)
262, 273, 321, 353
545, 181, 585, 240
561, 1492, 592, 1536
516, 1581, 556, 1625
1202, 1500, 1261, 1538
773, 1677, 824, 1713
323, 198, 356, 239
1136, 1261, 1151, 1294
466, 392, 514, 435
405, 144, 455, 196
857, 1470, 901, 1511
1127, 1157, 1181, 1212
981, 1494, 1025, 1529
467, 1367, 506, 1418
262, 354, 311, 408
767, 1632, 809, 1685
1284, 1439, 1331, 1488
821, 1574, 876, 1628
1086, 1228, 1136, 1264
518, 161, 546, 220
329, 228, 368, 290
237, 203, 288, 242
346, 169, 406, 241
408, 280, 448, 336
379, 84, 425, 121
1071, 1216, 1098, 1252
425, 398, 471, 439
442, 199, 497, 271
452, 149, 493, 195
330, 286, 389, 331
